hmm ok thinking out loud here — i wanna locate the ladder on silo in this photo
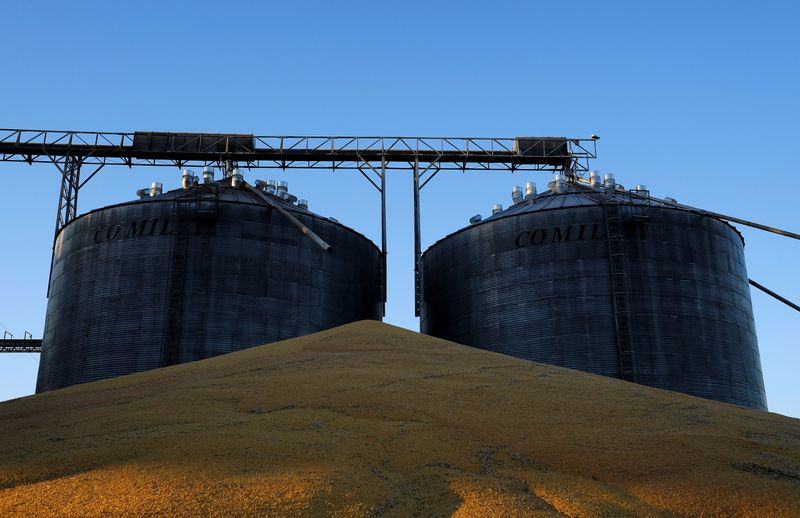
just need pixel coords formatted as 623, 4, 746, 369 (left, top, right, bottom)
603, 202, 637, 382
162, 198, 193, 367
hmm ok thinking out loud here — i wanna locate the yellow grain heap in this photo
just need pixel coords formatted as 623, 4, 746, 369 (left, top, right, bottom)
1, 321, 799, 517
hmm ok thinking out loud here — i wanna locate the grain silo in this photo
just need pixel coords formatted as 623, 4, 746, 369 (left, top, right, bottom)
421, 173, 767, 409
37, 171, 383, 392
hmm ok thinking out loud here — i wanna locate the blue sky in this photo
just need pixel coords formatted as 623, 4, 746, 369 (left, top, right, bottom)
1, 1, 798, 416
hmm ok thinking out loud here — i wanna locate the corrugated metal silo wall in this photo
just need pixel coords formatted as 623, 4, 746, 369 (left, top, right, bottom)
421, 204, 767, 409
37, 198, 382, 392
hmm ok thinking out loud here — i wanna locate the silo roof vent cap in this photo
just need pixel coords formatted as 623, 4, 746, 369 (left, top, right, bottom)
492, 203, 503, 214
589, 171, 602, 190
553, 172, 567, 194
277, 181, 289, 199
181, 169, 194, 190
150, 182, 163, 197
511, 186, 523, 204
231, 168, 243, 188
525, 181, 537, 200
469, 214, 482, 224
603, 173, 616, 193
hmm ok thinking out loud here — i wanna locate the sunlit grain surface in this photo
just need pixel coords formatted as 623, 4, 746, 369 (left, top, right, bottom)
1, 321, 798, 517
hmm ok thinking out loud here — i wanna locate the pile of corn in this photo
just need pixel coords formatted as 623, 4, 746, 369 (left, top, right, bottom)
1, 321, 798, 517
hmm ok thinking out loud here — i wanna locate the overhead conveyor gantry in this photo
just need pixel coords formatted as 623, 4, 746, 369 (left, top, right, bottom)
0, 129, 597, 316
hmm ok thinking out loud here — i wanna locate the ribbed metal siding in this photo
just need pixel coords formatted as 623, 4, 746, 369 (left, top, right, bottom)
37, 195, 381, 392
421, 203, 767, 410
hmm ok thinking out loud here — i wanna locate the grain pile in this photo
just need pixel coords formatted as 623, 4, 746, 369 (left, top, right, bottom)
1, 321, 799, 517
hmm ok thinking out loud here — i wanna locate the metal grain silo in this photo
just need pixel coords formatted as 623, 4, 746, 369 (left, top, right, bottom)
421, 175, 767, 409
37, 174, 382, 392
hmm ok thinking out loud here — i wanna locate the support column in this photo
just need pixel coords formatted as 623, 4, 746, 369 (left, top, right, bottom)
48, 155, 82, 297
54, 155, 82, 237
380, 154, 387, 317
413, 158, 422, 316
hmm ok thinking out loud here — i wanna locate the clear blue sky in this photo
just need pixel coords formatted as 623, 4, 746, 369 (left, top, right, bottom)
1, 1, 798, 417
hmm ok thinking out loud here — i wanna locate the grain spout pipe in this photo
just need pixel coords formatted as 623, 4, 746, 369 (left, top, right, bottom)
749, 279, 800, 313
247, 186, 332, 252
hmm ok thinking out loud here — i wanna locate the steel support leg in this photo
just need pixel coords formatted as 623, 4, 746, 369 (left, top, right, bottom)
48, 155, 82, 297
380, 155, 387, 317
55, 155, 82, 236
413, 158, 422, 316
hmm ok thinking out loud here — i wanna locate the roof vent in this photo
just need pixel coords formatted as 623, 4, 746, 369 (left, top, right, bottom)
255, 179, 267, 192
231, 169, 243, 188
469, 214, 482, 224
277, 180, 289, 200
149, 182, 163, 197
589, 171, 602, 190
554, 173, 567, 193
203, 166, 214, 184
492, 203, 503, 214
181, 169, 193, 189
266, 179, 276, 195
511, 186, 523, 205
298, 199, 308, 210
525, 181, 537, 200
136, 188, 149, 199
603, 173, 616, 193
664, 197, 678, 205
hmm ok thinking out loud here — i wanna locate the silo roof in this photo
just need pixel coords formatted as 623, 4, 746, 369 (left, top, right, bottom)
481, 183, 675, 222
57, 176, 378, 248
427, 181, 744, 251
138, 177, 312, 215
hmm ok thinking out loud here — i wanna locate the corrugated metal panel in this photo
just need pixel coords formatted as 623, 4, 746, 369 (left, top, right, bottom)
421, 190, 767, 410
37, 182, 382, 392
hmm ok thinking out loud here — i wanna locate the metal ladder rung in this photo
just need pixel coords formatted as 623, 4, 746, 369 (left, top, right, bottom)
604, 202, 637, 383
162, 199, 194, 367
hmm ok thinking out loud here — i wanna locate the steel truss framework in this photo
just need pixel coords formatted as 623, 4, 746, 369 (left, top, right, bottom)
0, 339, 42, 353
0, 128, 598, 316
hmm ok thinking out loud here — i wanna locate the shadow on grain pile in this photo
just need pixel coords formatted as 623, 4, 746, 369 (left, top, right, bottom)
1, 321, 799, 517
